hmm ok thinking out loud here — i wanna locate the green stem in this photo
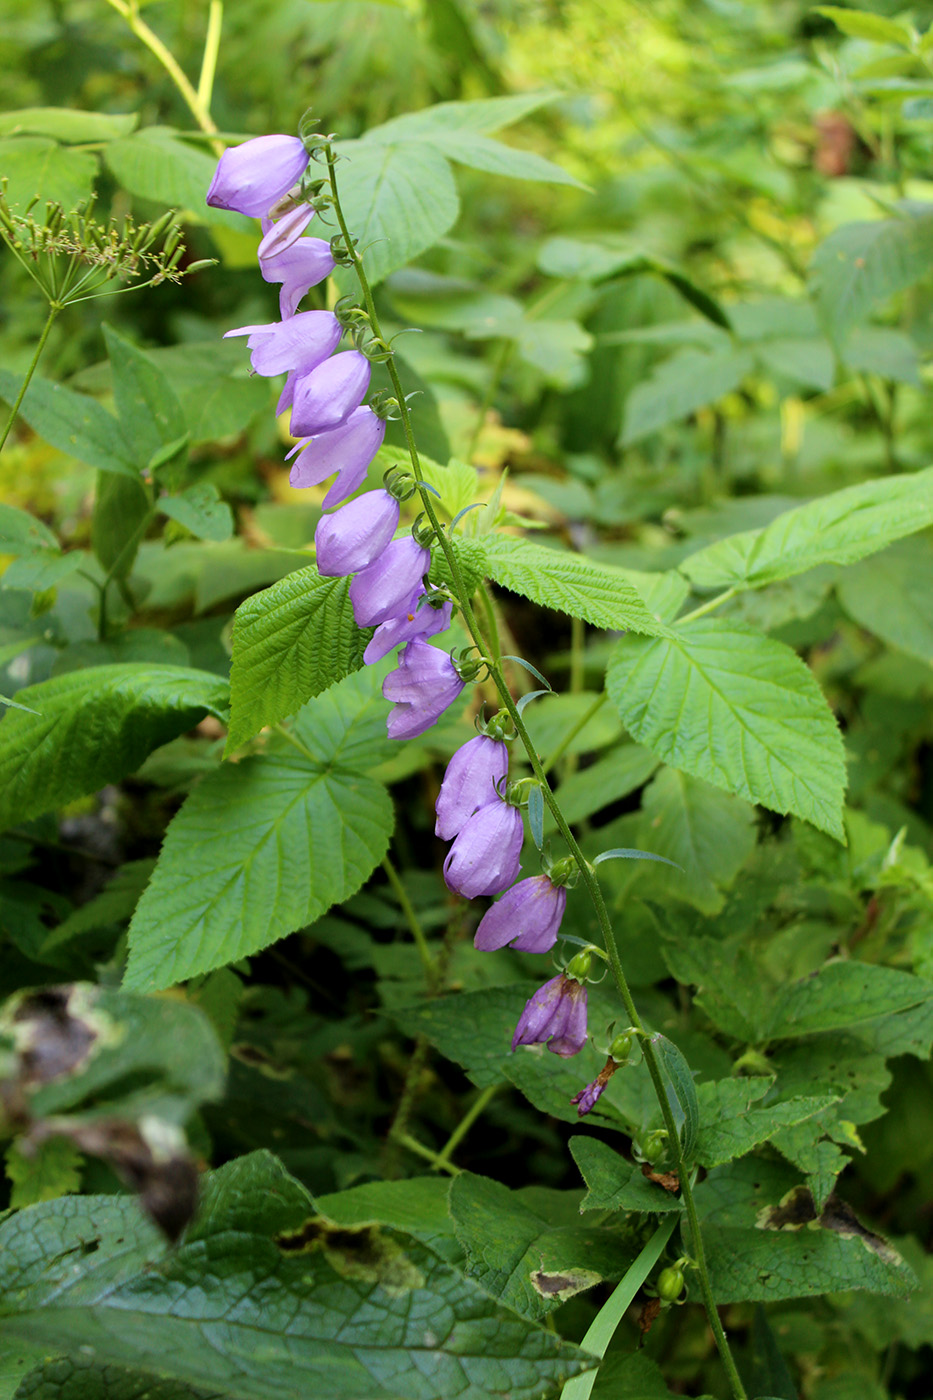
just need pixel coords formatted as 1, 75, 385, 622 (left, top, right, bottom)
0, 303, 59, 454
434, 1084, 498, 1167
463, 338, 513, 461
542, 690, 606, 775
272, 723, 317, 763
197, 0, 223, 111
105, 0, 222, 154
327, 151, 746, 1400
679, 586, 737, 625
390, 1129, 461, 1176
383, 854, 438, 991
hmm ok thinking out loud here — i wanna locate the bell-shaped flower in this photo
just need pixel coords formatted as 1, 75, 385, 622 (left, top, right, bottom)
288, 407, 387, 506
260, 237, 336, 318
383, 639, 464, 740
443, 796, 523, 899
570, 1058, 619, 1117
223, 310, 341, 377
474, 874, 567, 954
206, 134, 308, 218
363, 591, 453, 665
511, 973, 588, 1057
290, 351, 371, 438
350, 536, 430, 628
315, 489, 399, 578
257, 203, 316, 259
435, 735, 509, 841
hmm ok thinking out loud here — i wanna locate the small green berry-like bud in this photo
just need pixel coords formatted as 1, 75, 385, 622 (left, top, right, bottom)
564, 949, 593, 983
609, 1030, 634, 1063
656, 1266, 685, 1301
641, 1129, 668, 1163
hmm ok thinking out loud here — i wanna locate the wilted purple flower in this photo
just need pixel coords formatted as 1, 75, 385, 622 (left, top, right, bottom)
290, 351, 371, 438
512, 973, 588, 1057
435, 735, 509, 842
570, 1058, 618, 1116
223, 310, 341, 377
260, 237, 336, 318
206, 134, 308, 217
383, 639, 464, 740
288, 406, 387, 505
315, 490, 399, 577
258, 203, 316, 259
363, 592, 453, 665
474, 875, 567, 954
443, 797, 523, 899
350, 536, 430, 628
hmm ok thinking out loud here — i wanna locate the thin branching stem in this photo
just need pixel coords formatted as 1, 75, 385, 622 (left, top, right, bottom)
0, 303, 59, 454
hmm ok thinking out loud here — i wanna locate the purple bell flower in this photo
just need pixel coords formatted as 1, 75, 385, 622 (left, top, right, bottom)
435, 735, 509, 841
260, 237, 337, 318
363, 592, 453, 665
511, 973, 588, 1058
223, 310, 341, 377
288, 406, 387, 505
315, 490, 399, 577
206, 134, 308, 218
350, 536, 431, 628
443, 797, 523, 899
474, 875, 567, 954
383, 639, 465, 740
290, 351, 372, 438
570, 1058, 619, 1117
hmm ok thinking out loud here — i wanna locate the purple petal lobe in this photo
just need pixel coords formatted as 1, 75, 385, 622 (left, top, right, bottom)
435, 735, 509, 841
315, 490, 400, 577
363, 594, 453, 665
288, 407, 387, 503
260, 237, 337, 318
443, 800, 523, 899
290, 352, 371, 437
382, 639, 464, 740
512, 973, 588, 1057
350, 536, 430, 628
224, 311, 341, 377
257, 202, 316, 258
474, 876, 566, 953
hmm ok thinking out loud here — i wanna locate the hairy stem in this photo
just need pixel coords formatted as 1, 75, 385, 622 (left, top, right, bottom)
383, 854, 438, 991
326, 149, 747, 1400
0, 303, 59, 454
434, 1084, 498, 1168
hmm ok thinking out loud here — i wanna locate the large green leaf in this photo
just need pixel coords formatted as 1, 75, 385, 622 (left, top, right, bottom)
226, 568, 369, 754
680, 467, 933, 591
606, 620, 847, 840
810, 210, 933, 344
836, 535, 933, 663
365, 94, 560, 141
104, 128, 249, 228
0, 108, 137, 142
13, 1356, 219, 1400
0, 371, 136, 478
0, 1152, 592, 1400
695, 1078, 840, 1169
0, 665, 229, 831
102, 325, 187, 472
0, 138, 97, 209
481, 536, 671, 637
124, 670, 395, 989
448, 1173, 637, 1320
635, 768, 756, 914
620, 347, 753, 445
569, 1137, 684, 1216
816, 7, 913, 47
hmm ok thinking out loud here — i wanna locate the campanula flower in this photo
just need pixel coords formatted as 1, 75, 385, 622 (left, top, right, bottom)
443, 796, 523, 899
511, 972, 588, 1057
435, 735, 509, 842
350, 536, 431, 628
315, 490, 399, 577
290, 351, 371, 438
206, 134, 308, 218
288, 406, 387, 505
570, 1059, 618, 1116
363, 593, 453, 665
223, 310, 341, 377
382, 639, 464, 740
474, 874, 567, 953
260, 237, 336, 318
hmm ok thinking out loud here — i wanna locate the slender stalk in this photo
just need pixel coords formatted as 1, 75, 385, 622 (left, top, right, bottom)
434, 1084, 498, 1167
463, 338, 512, 461
679, 586, 737, 625
383, 854, 438, 991
390, 1129, 461, 1175
105, 0, 222, 154
0, 303, 59, 453
197, 0, 224, 111
272, 723, 317, 763
327, 151, 747, 1400
542, 690, 607, 775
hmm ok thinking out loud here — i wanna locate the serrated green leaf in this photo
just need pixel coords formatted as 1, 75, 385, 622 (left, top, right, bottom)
0, 371, 136, 478
125, 670, 395, 989
680, 466, 933, 590
0, 665, 229, 831
695, 1078, 840, 1168
104, 128, 248, 228
0, 108, 137, 142
5, 1137, 82, 1208
13, 1355, 219, 1400
158, 485, 233, 543
103, 325, 187, 471
0, 1151, 593, 1400
569, 1137, 684, 1215
836, 534, 933, 662
316, 1178, 460, 1261
621, 347, 753, 445
636, 768, 756, 914
225, 568, 370, 753
764, 960, 933, 1040
811, 211, 933, 344
694, 1157, 916, 1302
426, 132, 582, 187
332, 140, 459, 288
0, 138, 96, 210
816, 7, 913, 46
449, 1173, 637, 1320
482, 536, 671, 636
606, 620, 847, 840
